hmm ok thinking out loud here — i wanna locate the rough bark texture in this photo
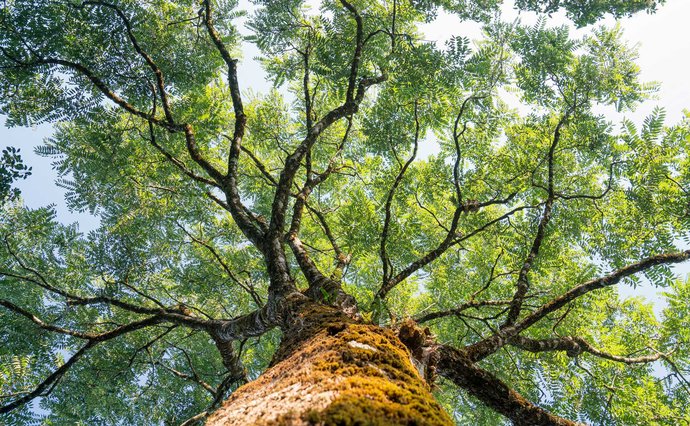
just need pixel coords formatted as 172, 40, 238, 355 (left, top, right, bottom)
437, 345, 582, 426
206, 306, 453, 426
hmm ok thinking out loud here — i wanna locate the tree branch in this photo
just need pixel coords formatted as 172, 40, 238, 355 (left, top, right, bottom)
436, 344, 583, 426
379, 204, 534, 298
510, 335, 668, 364
176, 223, 263, 306
504, 114, 568, 327
415, 299, 514, 324
0, 315, 163, 414
78, 1, 175, 124
465, 249, 690, 362
202, 0, 266, 247
380, 100, 419, 285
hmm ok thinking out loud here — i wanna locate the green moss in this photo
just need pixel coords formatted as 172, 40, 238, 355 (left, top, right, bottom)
271, 311, 452, 425
300, 324, 453, 426
211, 303, 452, 426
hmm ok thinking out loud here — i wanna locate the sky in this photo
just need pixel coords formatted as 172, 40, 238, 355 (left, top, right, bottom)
1, 0, 689, 307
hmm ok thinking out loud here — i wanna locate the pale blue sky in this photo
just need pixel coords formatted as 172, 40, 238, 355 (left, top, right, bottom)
1, 0, 689, 308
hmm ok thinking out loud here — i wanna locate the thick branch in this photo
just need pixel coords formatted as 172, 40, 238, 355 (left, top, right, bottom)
510, 335, 666, 364
465, 249, 690, 361
210, 336, 247, 382
211, 305, 278, 342
202, 0, 266, 247
437, 344, 582, 426
285, 118, 354, 300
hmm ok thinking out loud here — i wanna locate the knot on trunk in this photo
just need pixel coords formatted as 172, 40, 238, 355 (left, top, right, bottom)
396, 319, 439, 384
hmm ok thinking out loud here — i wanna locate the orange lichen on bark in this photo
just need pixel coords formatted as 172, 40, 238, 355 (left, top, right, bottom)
206, 306, 453, 426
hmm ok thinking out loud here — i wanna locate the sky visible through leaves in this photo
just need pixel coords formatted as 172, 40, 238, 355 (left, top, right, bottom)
2, 0, 688, 313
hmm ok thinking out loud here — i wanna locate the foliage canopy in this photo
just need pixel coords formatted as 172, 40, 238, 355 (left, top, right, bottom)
1, 0, 690, 424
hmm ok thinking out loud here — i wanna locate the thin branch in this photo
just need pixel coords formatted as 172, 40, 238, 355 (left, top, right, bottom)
0, 315, 163, 414
379, 204, 535, 297
415, 299, 514, 323
267, 0, 384, 248
176, 223, 263, 306
380, 100, 419, 284
147, 120, 220, 188
305, 203, 351, 277
503, 113, 568, 327
377, 96, 501, 299
79, 1, 175, 123
179, 411, 209, 426
239, 144, 278, 186
0, 299, 95, 339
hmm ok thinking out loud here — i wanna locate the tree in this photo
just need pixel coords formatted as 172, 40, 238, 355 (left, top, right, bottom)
1, 0, 689, 424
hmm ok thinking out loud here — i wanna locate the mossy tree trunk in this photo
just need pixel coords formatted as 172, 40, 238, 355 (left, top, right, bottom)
206, 306, 454, 426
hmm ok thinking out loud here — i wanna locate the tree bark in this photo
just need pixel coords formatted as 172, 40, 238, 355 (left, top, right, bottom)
206, 305, 453, 426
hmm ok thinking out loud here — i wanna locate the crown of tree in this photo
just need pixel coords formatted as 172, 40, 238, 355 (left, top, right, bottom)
1, 0, 689, 424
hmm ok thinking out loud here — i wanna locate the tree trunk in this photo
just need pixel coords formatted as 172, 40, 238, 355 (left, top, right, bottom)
206, 305, 454, 426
